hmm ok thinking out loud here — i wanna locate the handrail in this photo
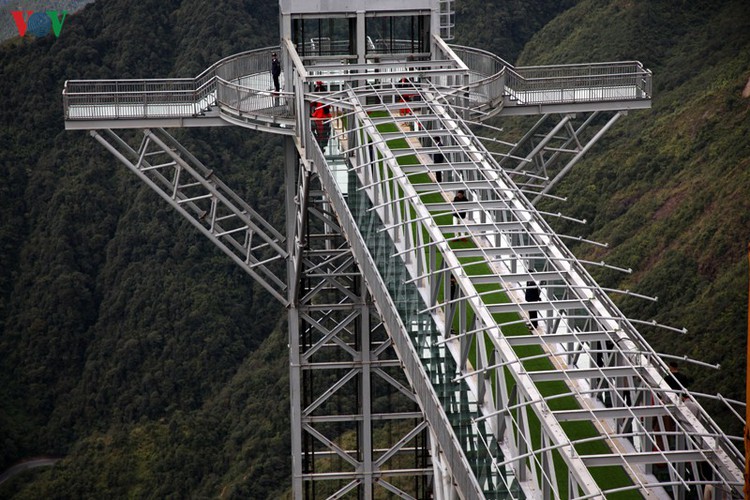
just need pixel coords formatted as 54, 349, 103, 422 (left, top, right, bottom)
215, 77, 295, 120
63, 43, 652, 124
447, 44, 652, 110
62, 47, 273, 91
63, 46, 287, 122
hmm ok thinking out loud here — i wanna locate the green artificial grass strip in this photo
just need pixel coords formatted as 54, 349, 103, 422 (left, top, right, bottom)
366, 114, 639, 498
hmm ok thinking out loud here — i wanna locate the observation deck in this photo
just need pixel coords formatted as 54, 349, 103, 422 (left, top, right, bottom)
62, 41, 652, 132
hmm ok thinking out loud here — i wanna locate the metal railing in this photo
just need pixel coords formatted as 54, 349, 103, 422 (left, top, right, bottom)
295, 37, 354, 57
214, 49, 294, 120
507, 60, 652, 104
368, 38, 427, 55
445, 44, 509, 110
63, 78, 200, 119
64, 42, 652, 125
447, 44, 652, 110
63, 46, 294, 123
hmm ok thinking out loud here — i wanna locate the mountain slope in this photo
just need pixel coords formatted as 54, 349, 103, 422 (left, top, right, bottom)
0, 0, 748, 497
0, 0, 289, 497
517, 0, 750, 432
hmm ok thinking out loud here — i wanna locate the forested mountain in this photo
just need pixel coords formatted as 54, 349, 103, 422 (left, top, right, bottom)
0, 0, 748, 497
1, 0, 288, 497
517, 0, 750, 434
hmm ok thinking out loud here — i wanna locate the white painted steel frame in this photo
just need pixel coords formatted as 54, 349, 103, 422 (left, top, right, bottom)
88, 127, 289, 304
324, 80, 743, 498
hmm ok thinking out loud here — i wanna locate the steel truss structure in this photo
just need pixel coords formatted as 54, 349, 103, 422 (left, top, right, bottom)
490, 111, 626, 205
286, 146, 433, 498
61, 0, 746, 498
88, 127, 289, 302
301, 79, 742, 498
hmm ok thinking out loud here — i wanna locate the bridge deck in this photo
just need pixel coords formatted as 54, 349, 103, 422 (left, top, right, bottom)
301, 82, 741, 498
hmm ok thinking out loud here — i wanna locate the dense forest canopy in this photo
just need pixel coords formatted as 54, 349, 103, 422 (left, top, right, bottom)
518, 0, 750, 434
0, 0, 748, 497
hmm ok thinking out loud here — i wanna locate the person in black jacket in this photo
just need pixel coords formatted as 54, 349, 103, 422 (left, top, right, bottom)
271, 52, 281, 93
453, 190, 468, 241
525, 281, 541, 328
665, 361, 692, 391
433, 136, 444, 182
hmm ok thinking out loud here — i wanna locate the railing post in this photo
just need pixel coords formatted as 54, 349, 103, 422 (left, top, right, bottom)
62, 82, 68, 119
143, 81, 147, 119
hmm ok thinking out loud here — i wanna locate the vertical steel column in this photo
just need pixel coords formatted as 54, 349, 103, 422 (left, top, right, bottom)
356, 11, 366, 65
286, 140, 432, 497
358, 283, 374, 499
286, 136, 304, 500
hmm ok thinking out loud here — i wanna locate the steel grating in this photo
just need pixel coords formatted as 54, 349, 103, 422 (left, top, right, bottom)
298, 77, 743, 498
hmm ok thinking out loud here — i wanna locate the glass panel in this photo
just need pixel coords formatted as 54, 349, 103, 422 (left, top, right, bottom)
346, 167, 522, 498
365, 15, 429, 55
292, 17, 355, 57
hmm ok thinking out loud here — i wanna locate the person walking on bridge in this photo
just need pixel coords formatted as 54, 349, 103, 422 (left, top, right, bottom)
433, 136, 445, 182
452, 190, 468, 241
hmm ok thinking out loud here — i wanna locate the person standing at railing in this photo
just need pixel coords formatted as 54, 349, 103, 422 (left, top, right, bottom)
271, 52, 281, 93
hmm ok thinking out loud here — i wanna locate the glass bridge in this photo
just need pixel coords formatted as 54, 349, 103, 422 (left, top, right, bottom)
60, 1, 743, 498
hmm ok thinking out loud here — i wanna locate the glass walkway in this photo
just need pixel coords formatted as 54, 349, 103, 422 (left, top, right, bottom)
61, 18, 743, 498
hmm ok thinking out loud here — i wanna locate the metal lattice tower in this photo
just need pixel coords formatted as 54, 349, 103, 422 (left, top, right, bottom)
62, 0, 745, 498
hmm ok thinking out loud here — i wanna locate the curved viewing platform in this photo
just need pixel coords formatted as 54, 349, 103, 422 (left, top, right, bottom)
62, 47, 296, 132
63, 40, 651, 132
450, 45, 652, 116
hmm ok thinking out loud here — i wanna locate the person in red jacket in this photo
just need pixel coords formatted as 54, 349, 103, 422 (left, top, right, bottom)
397, 78, 414, 117
311, 82, 331, 152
